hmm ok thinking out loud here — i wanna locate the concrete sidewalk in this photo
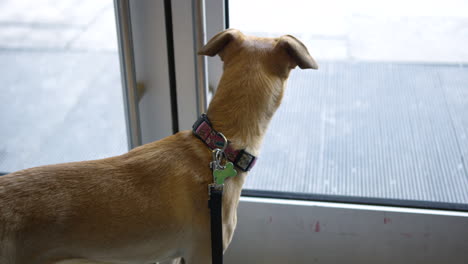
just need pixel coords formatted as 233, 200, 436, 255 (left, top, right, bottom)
0, 0, 126, 172
0, 0, 117, 51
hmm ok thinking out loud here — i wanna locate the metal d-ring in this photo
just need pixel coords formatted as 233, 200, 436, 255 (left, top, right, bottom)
211, 148, 226, 170
210, 132, 228, 170
217, 132, 228, 152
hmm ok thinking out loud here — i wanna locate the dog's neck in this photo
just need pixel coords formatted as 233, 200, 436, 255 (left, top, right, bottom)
206, 69, 286, 157
204, 69, 287, 219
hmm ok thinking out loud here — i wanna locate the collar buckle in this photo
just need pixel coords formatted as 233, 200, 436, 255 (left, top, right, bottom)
192, 114, 257, 172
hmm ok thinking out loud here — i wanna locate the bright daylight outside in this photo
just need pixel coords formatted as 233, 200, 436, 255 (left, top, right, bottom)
230, 0, 468, 207
0, 0, 127, 173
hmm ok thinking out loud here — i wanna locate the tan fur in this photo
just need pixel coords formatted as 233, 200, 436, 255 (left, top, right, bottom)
0, 29, 317, 264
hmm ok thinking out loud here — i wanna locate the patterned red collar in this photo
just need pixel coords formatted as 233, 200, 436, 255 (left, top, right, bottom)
192, 114, 257, 172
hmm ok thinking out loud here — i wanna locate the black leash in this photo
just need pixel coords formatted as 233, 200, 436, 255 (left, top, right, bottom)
192, 114, 252, 264
209, 184, 224, 264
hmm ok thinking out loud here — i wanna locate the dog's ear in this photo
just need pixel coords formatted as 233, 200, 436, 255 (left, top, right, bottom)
198, 29, 242, 56
277, 35, 318, 70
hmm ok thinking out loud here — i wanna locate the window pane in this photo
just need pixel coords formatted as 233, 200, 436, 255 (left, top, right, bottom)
0, 0, 127, 173
229, 0, 468, 205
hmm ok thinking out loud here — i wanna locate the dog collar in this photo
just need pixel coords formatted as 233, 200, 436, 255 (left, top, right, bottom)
192, 114, 257, 172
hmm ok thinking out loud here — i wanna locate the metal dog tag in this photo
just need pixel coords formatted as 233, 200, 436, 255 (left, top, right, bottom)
213, 162, 237, 185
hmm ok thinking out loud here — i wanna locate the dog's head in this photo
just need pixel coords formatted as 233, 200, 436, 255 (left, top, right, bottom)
199, 29, 317, 144
198, 28, 318, 80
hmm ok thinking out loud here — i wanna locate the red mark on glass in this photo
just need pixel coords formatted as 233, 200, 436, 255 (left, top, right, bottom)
315, 221, 321, 232
400, 233, 413, 238
384, 218, 392, 224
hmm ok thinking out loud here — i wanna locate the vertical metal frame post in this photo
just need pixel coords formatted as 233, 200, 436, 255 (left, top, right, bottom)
204, 0, 226, 101
194, 0, 209, 115
114, 0, 142, 149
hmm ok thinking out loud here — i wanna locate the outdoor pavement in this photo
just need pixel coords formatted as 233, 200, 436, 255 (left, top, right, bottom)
232, 0, 468, 205
247, 62, 468, 204
1, 0, 467, 205
0, 0, 126, 172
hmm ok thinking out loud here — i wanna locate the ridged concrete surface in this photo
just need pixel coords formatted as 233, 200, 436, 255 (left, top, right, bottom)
246, 62, 468, 204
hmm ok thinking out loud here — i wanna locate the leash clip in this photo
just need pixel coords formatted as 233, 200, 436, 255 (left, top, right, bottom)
209, 131, 237, 188
210, 132, 228, 171
208, 183, 224, 196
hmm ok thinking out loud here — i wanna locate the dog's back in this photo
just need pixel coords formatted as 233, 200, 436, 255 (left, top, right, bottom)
0, 131, 212, 263
0, 162, 115, 262
0, 186, 15, 263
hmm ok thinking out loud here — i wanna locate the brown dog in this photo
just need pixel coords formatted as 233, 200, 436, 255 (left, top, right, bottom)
0, 29, 317, 264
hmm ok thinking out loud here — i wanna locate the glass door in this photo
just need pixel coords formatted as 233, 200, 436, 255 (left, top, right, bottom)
0, 0, 128, 174
228, 0, 468, 210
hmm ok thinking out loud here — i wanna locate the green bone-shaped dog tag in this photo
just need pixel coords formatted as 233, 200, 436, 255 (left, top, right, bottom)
214, 162, 237, 184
